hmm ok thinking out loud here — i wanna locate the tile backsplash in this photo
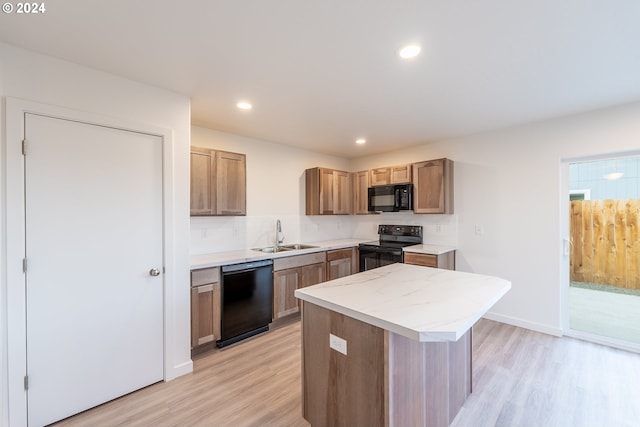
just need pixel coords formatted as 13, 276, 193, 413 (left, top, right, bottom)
190, 213, 458, 254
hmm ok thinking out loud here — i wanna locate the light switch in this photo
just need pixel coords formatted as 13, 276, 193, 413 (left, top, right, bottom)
329, 333, 347, 355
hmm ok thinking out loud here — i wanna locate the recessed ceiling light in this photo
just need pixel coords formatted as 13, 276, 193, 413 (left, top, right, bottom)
603, 172, 624, 180
355, 138, 366, 145
398, 44, 421, 59
237, 101, 253, 110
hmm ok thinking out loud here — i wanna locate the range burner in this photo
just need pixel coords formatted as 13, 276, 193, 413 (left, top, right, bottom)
359, 225, 423, 271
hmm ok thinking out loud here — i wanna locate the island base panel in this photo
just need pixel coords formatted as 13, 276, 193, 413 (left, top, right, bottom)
302, 302, 386, 427
387, 330, 471, 427
302, 302, 472, 427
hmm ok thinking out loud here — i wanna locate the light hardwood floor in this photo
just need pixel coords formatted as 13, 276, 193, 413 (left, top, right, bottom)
451, 320, 640, 427
53, 318, 309, 427
52, 318, 640, 427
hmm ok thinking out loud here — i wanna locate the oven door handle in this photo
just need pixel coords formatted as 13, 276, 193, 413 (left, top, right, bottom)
364, 246, 402, 256
359, 245, 403, 255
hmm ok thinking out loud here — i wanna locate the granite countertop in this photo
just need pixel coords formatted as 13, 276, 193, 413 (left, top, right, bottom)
403, 244, 457, 255
294, 263, 510, 343
190, 238, 369, 269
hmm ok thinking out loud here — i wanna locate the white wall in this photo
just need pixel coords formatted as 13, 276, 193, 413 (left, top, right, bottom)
190, 126, 356, 253
0, 43, 192, 426
351, 101, 640, 335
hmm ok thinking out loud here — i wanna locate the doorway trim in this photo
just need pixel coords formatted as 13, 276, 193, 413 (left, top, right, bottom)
4, 97, 181, 426
560, 151, 640, 353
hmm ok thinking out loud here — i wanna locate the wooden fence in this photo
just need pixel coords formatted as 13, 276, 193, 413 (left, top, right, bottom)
570, 199, 640, 290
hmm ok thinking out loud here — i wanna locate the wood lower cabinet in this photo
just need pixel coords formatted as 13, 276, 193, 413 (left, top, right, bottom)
412, 158, 453, 214
327, 247, 357, 280
305, 167, 351, 215
190, 147, 246, 216
404, 251, 456, 270
190, 267, 221, 349
273, 268, 300, 319
273, 252, 326, 319
300, 262, 325, 288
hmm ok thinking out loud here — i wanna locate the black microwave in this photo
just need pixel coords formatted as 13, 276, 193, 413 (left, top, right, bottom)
367, 184, 413, 212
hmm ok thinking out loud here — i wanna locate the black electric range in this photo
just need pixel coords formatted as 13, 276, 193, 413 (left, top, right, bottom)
358, 224, 423, 271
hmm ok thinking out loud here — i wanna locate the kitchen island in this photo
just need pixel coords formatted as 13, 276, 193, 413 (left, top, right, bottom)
294, 263, 511, 427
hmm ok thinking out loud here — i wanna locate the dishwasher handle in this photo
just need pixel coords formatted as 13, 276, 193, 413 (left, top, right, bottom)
221, 259, 273, 273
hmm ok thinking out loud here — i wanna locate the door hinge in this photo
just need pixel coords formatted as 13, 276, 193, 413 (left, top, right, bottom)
23, 258, 27, 273
22, 139, 27, 155
24, 375, 29, 391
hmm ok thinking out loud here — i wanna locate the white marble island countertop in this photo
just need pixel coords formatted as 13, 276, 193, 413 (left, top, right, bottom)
295, 263, 511, 342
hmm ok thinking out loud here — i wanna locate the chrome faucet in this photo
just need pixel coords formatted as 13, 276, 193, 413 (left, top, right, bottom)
275, 219, 284, 248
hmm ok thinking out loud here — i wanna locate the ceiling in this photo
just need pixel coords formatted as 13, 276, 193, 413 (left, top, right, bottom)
2, 0, 640, 158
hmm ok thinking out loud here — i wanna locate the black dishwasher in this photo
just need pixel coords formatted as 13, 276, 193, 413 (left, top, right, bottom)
218, 259, 273, 348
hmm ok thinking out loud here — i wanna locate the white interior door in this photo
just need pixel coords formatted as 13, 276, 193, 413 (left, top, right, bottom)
24, 113, 164, 426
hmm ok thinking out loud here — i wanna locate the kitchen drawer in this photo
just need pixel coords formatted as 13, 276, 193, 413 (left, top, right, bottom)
274, 251, 326, 271
326, 248, 354, 262
191, 267, 220, 287
404, 253, 437, 267
404, 252, 455, 270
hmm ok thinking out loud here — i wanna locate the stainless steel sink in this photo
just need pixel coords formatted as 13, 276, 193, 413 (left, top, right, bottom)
279, 244, 319, 250
251, 243, 319, 253
252, 246, 293, 253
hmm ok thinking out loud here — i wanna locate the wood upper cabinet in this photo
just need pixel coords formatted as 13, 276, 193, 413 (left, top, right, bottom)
369, 168, 390, 186
327, 247, 357, 280
390, 164, 412, 184
412, 158, 454, 214
305, 167, 352, 215
319, 168, 335, 214
273, 252, 326, 319
353, 170, 371, 215
190, 267, 221, 349
190, 148, 214, 215
190, 147, 246, 216
333, 170, 351, 214
216, 150, 246, 215
369, 164, 412, 186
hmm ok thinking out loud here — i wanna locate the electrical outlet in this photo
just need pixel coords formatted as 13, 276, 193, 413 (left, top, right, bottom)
329, 333, 347, 355
436, 224, 442, 233
201, 229, 207, 238
475, 224, 484, 235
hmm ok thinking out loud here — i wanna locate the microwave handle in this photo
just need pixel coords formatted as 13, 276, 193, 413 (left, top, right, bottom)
395, 188, 400, 208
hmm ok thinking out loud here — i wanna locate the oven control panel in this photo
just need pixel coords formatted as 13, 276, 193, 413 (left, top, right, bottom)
378, 224, 423, 238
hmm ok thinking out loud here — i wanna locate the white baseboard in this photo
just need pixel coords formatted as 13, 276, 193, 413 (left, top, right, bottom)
482, 312, 563, 337
166, 360, 193, 381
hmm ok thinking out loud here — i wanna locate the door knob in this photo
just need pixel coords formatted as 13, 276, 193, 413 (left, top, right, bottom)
149, 268, 161, 277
